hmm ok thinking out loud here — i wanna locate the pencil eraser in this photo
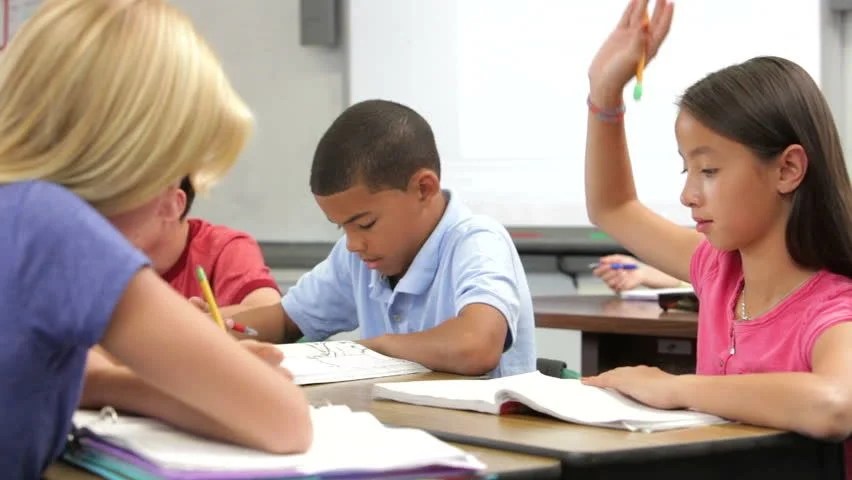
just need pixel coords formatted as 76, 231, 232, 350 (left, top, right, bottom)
633, 83, 643, 101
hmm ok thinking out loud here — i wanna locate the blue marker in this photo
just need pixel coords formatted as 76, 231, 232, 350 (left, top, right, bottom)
588, 262, 638, 270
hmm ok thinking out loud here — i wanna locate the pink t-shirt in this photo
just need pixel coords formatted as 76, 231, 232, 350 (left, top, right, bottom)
690, 240, 852, 478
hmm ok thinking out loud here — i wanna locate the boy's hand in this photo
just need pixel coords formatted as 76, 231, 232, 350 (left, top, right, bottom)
188, 296, 209, 312
189, 296, 254, 319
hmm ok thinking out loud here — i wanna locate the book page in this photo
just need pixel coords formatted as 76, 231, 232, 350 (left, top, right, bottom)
373, 373, 535, 414
375, 372, 725, 432
495, 373, 725, 431
71, 406, 484, 476
278, 341, 430, 385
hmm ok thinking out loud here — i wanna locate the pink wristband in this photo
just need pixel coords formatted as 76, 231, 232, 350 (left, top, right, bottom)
587, 96, 625, 123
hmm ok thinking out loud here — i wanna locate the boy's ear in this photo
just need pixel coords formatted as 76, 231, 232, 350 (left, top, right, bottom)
159, 186, 187, 221
777, 144, 807, 195
409, 169, 440, 201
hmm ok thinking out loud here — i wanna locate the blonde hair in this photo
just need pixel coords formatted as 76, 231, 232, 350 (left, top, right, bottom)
0, 0, 252, 215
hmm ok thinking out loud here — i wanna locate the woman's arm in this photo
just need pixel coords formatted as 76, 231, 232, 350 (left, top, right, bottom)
99, 268, 312, 453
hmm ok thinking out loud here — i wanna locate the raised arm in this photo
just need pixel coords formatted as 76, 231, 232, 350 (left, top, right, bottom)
585, 0, 699, 281
100, 268, 311, 453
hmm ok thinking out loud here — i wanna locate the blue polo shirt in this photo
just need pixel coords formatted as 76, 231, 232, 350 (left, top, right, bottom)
283, 191, 535, 377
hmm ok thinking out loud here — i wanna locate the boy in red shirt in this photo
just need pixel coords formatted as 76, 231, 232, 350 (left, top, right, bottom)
162, 177, 280, 307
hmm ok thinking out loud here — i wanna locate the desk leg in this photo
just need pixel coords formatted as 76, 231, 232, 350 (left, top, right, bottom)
580, 334, 599, 377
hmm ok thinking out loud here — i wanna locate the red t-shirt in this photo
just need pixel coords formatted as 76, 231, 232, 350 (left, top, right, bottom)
162, 218, 280, 306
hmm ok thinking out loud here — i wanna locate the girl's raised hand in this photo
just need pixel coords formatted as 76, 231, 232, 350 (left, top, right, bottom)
588, 0, 674, 98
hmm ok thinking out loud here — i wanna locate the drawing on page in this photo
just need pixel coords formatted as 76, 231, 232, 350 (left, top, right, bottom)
279, 340, 430, 384
299, 342, 410, 370
302, 341, 369, 358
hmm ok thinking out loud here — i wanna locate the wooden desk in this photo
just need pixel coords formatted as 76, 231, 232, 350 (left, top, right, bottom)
449, 444, 560, 479
306, 374, 845, 480
534, 295, 698, 375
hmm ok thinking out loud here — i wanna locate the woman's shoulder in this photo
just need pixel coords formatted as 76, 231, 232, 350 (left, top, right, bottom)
1, 180, 92, 219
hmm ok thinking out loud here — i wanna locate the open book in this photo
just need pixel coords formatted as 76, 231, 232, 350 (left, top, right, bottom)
64, 405, 484, 480
277, 340, 430, 385
373, 371, 727, 432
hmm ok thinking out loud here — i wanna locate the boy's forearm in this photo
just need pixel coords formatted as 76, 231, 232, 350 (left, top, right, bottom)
360, 317, 503, 376
231, 303, 296, 343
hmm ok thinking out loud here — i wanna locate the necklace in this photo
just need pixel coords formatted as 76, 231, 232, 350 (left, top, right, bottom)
738, 275, 813, 321
728, 276, 811, 363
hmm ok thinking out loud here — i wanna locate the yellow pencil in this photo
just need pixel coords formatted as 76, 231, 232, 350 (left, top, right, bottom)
633, 8, 650, 101
195, 266, 226, 331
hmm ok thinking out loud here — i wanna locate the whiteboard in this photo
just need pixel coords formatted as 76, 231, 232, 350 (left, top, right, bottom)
347, 0, 822, 227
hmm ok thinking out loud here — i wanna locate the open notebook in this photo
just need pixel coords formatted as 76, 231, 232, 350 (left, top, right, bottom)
278, 340, 430, 385
64, 405, 484, 480
373, 371, 727, 432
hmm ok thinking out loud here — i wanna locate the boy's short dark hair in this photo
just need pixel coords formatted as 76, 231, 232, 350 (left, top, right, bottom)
310, 99, 441, 196
179, 176, 195, 220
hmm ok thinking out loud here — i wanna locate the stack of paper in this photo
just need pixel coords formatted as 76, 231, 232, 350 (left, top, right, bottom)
278, 340, 430, 385
64, 405, 484, 479
374, 371, 727, 432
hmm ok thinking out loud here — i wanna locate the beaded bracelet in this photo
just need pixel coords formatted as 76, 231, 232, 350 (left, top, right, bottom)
587, 96, 625, 123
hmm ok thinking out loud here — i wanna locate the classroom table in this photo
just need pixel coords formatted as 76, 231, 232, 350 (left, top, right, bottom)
306, 373, 845, 480
44, 434, 560, 480
533, 295, 698, 375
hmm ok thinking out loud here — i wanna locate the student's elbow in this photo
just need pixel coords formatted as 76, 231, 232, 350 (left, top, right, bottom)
586, 204, 604, 227
587, 200, 637, 232
800, 385, 852, 441
455, 338, 502, 376
586, 196, 620, 226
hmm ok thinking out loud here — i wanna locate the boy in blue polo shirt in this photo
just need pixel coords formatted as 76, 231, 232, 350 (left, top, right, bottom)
234, 100, 535, 377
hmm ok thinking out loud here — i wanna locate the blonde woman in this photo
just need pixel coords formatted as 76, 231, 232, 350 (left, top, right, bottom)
0, 0, 310, 477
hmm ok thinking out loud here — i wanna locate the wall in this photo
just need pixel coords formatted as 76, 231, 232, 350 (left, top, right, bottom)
173, 0, 344, 242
